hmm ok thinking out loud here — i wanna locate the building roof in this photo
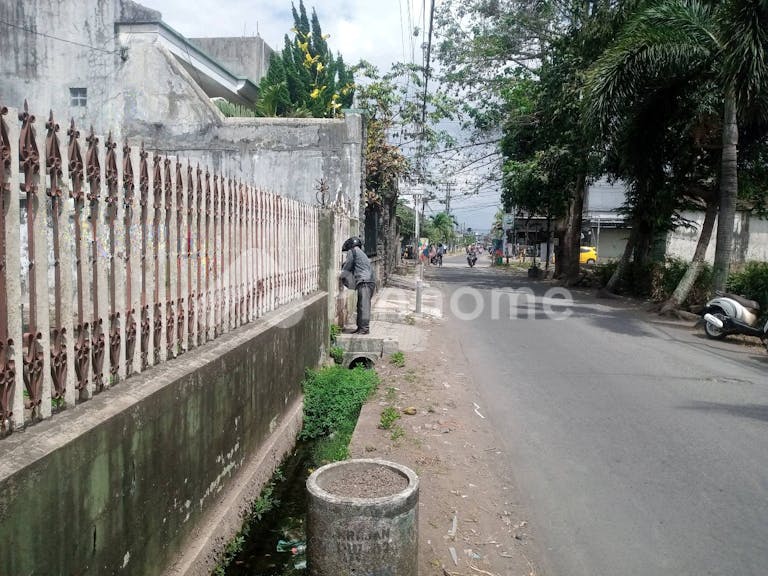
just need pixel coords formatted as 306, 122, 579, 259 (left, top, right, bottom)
116, 20, 259, 106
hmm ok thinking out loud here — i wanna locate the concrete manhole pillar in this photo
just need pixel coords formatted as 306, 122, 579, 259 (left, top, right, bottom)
306, 459, 419, 576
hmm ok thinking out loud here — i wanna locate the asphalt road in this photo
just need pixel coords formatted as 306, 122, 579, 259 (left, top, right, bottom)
431, 253, 768, 576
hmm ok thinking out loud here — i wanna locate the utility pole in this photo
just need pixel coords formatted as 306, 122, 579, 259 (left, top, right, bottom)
413, 189, 423, 314
444, 181, 453, 216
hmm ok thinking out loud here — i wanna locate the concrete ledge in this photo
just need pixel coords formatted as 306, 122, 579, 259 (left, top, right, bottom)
335, 334, 399, 368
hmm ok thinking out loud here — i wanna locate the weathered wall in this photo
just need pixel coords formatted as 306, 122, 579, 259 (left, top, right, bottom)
112, 36, 364, 207
188, 37, 273, 84
666, 210, 768, 263
0, 294, 327, 576
113, 33, 225, 138
0, 0, 365, 209
0, 0, 122, 125
595, 228, 630, 260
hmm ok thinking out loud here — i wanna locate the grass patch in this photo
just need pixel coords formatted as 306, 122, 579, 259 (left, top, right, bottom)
312, 432, 352, 463
404, 369, 418, 384
301, 366, 379, 441
329, 346, 344, 365
390, 425, 405, 441
330, 323, 341, 344
379, 406, 401, 430
389, 351, 406, 367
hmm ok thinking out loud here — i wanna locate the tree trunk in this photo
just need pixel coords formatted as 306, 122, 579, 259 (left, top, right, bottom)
562, 173, 586, 284
602, 223, 639, 294
660, 200, 718, 313
712, 89, 739, 292
553, 227, 565, 278
545, 215, 552, 271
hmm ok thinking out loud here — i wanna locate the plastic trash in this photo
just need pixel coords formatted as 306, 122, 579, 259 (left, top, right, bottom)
276, 539, 305, 553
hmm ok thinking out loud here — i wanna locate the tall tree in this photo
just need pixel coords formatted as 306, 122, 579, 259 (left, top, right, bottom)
258, 0, 355, 118
586, 0, 768, 291
436, 0, 632, 283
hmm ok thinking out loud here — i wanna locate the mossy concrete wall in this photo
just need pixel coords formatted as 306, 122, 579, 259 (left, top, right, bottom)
0, 294, 327, 576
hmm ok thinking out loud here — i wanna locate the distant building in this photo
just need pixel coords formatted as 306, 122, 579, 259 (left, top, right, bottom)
584, 177, 629, 260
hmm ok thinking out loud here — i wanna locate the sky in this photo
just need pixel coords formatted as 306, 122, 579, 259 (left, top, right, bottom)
136, 0, 500, 231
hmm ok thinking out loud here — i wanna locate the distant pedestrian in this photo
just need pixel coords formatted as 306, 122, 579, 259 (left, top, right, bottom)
340, 236, 375, 335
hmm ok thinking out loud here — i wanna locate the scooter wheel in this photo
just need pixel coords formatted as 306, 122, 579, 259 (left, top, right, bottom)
704, 313, 728, 340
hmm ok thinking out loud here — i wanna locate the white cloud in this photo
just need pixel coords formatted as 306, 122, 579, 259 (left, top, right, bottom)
135, 0, 419, 72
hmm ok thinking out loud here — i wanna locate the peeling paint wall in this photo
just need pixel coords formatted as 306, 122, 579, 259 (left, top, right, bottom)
0, 295, 327, 576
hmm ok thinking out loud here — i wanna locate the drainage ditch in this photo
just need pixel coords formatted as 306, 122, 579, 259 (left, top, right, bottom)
223, 441, 313, 576
219, 364, 380, 576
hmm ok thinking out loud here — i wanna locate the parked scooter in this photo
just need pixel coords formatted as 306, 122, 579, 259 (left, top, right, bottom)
701, 292, 768, 350
467, 252, 477, 267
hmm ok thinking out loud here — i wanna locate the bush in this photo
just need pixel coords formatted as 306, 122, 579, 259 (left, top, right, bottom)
727, 261, 768, 313
594, 260, 654, 297
330, 346, 344, 364
596, 257, 712, 306
594, 261, 618, 287
650, 258, 713, 306
330, 324, 341, 344
300, 366, 379, 441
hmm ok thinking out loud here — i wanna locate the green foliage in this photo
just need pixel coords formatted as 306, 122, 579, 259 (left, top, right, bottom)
389, 351, 405, 367
727, 262, 768, 314
329, 323, 341, 343
390, 425, 405, 441
379, 406, 401, 430
649, 258, 713, 306
258, 0, 354, 118
312, 431, 351, 464
429, 212, 457, 244
329, 346, 344, 365
214, 99, 258, 118
300, 367, 379, 441
396, 200, 416, 244
596, 258, 713, 305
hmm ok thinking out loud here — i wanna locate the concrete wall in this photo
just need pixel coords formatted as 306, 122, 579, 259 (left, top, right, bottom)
0, 294, 328, 576
666, 210, 768, 263
188, 37, 273, 84
596, 228, 630, 261
0, 0, 365, 209
0, 0, 123, 128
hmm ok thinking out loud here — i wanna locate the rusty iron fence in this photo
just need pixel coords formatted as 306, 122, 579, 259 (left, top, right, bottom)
0, 102, 320, 433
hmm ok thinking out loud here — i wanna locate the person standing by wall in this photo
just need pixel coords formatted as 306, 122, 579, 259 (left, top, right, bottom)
340, 236, 375, 335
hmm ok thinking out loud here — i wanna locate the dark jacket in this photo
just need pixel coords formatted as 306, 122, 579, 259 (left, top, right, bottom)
342, 246, 374, 286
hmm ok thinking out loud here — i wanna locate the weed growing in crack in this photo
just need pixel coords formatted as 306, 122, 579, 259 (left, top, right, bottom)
390, 351, 406, 367
379, 406, 401, 430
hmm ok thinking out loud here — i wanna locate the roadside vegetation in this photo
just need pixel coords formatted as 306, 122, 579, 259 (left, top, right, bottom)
593, 259, 768, 318
300, 366, 379, 463
435, 0, 768, 310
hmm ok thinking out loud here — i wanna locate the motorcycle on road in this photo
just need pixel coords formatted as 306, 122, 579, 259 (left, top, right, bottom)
701, 292, 768, 350
467, 252, 477, 267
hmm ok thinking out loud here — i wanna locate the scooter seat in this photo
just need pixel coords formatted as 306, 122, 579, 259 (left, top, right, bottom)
720, 292, 760, 311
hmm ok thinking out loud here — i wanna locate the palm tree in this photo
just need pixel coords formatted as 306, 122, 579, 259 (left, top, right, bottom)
587, 0, 768, 292
429, 212, 456, 245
